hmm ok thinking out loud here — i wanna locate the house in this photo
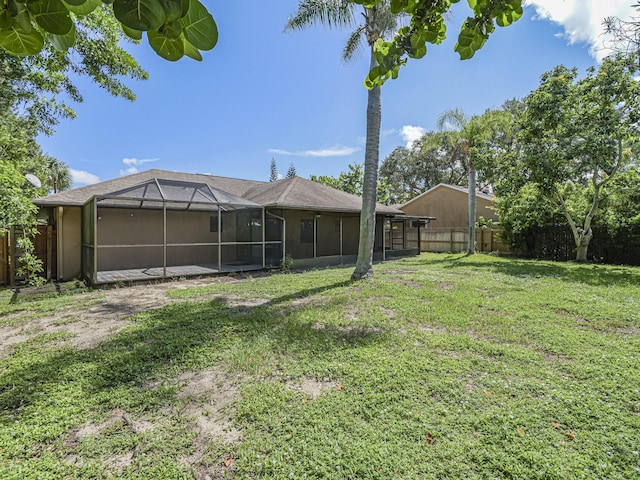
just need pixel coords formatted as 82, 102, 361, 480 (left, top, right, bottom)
399, 183, 497, 228
34, 169, 427, 284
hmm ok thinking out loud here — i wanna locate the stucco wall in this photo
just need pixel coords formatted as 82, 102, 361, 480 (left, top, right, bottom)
402, 186, 497, 228
57, 206, 82, 280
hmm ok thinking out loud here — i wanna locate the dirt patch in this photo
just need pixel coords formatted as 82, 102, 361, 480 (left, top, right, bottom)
285, 376, 339, 399
418, 324, 449, 335
0, 276, 239, 358
607, 325, 640, 337
539, 350, 573, 363
435, 281, 455, 291
219, 296, 272, 311
388, 277, 423, 289
312, 322, 382, 337
177, 368, 242, 444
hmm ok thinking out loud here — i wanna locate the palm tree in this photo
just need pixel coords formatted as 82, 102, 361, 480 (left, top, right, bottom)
437, 108, 479, 255
42, 155, 71, 193
286, 0, 398, 280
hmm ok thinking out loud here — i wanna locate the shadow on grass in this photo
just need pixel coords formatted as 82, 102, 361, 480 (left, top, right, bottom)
0, 289, 383, 419
269, 279, 353, 304
406, 254, 639, 287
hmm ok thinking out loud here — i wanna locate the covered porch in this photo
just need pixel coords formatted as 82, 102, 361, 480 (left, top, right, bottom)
81, 178, 281, 285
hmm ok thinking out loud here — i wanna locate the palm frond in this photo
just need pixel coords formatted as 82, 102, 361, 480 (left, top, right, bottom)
285, 0, 356, 32
437, 107, 470, 131
342, 25, 365, 62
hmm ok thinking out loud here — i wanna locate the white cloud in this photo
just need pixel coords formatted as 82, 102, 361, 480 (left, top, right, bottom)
268, 146, 360, 157
119, 157, 158, 176
400, 125, 426, 149
69, 168, 100, 186
525, 0, 637, 61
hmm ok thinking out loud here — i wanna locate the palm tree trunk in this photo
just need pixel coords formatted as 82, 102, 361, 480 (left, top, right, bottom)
352, 48, 381, 280
467, 163, 476, 255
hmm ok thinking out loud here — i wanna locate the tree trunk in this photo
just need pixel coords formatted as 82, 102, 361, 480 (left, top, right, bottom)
467, 163, 476, 255
575, 229, 592, 262
352, 48, 381, 280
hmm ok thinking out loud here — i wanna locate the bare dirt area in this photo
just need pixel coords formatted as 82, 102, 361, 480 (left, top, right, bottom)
0, 276, 242, 358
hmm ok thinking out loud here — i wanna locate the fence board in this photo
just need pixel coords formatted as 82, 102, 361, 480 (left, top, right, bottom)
0, 234, 7, 286
420, 227, 510, 254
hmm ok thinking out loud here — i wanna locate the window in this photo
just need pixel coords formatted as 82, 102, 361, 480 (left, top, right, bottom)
300, 219, 314, 243
209, 215, 223, 233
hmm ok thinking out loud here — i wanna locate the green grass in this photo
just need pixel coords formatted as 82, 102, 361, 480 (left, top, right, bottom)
1, 254, 639, 479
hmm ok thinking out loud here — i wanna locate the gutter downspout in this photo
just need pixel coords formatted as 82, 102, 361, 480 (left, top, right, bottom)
266, 210, 286, 266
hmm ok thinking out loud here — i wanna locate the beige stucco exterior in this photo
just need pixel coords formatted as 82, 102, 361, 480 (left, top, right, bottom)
56, 206, 82, 280
401, 185, 498, 228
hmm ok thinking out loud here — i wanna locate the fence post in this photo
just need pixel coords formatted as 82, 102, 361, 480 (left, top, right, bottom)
9, 227, 16, 286
46, 225, 53, 280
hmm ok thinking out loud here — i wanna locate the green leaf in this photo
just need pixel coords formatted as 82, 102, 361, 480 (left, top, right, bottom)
0, 23, 44, 55
28, 0, 72, 35
454, 41, 474, 60
0, 9, 15, 29
179, 0, 216, 50
148, 28, 183, 60
62, 0, 101, 15
49, 21, 75, 50
121, 23, 142, 39
158, 0, 184, 22
113, 0, 165, 31
61, 0, 85, 6
182, 36, 201, 60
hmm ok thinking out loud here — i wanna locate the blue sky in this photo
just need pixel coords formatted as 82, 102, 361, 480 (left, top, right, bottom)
37, 0, 637, 187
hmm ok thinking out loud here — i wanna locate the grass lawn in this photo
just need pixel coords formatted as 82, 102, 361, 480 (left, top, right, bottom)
1, 253, 639, 479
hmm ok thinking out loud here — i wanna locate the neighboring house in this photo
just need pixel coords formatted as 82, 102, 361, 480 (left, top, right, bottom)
34, 169, 425, 284
400, 184, 497, 229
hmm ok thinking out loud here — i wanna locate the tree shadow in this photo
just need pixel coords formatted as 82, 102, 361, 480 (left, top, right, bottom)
0, 283, 383, 420
425, 255, 640, 287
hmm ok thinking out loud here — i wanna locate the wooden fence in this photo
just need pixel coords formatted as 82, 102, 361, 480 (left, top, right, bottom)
0, 226, 56, 287
420, 227, 510, 254
0, 233, 7, 286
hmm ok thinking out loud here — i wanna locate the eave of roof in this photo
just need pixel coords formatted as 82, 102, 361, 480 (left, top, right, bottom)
34, 169, 404, 214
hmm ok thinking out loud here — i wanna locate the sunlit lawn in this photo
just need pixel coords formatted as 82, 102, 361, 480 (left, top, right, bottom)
1, 253, 639, 479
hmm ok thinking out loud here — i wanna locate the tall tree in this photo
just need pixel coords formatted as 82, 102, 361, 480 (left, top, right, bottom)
311, 163, 390, 204
0, 1, 217, 61
286, 0, 398, 280
604, 5, 640, 58
437, 108, 487, 255
286, 163, 297, 178
355, 0, 523, 87
517, 55, 640, 261
380, 131, 467, 205
269, 158, 278, 182
2, 8, 150, 142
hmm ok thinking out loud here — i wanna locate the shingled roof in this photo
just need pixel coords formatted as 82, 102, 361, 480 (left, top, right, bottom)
35, 169, 404, 215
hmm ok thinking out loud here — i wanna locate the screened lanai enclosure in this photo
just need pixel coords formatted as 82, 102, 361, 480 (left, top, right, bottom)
81, 179, 283, 284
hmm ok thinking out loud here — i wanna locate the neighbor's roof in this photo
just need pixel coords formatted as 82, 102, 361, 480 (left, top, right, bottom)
400, 183, 494, 210
35, 169, 403, 215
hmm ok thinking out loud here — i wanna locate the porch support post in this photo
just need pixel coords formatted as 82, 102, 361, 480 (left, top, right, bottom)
417, 220, 421, 253
382, 218, 386, 261
403, 219, 407, 249
163, 201, 167, 278
339, 215, 343, 263
93, 197, 97, 285
313, 212, 317, 258
261, 208, 266, 268
217, 205, 222, 272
